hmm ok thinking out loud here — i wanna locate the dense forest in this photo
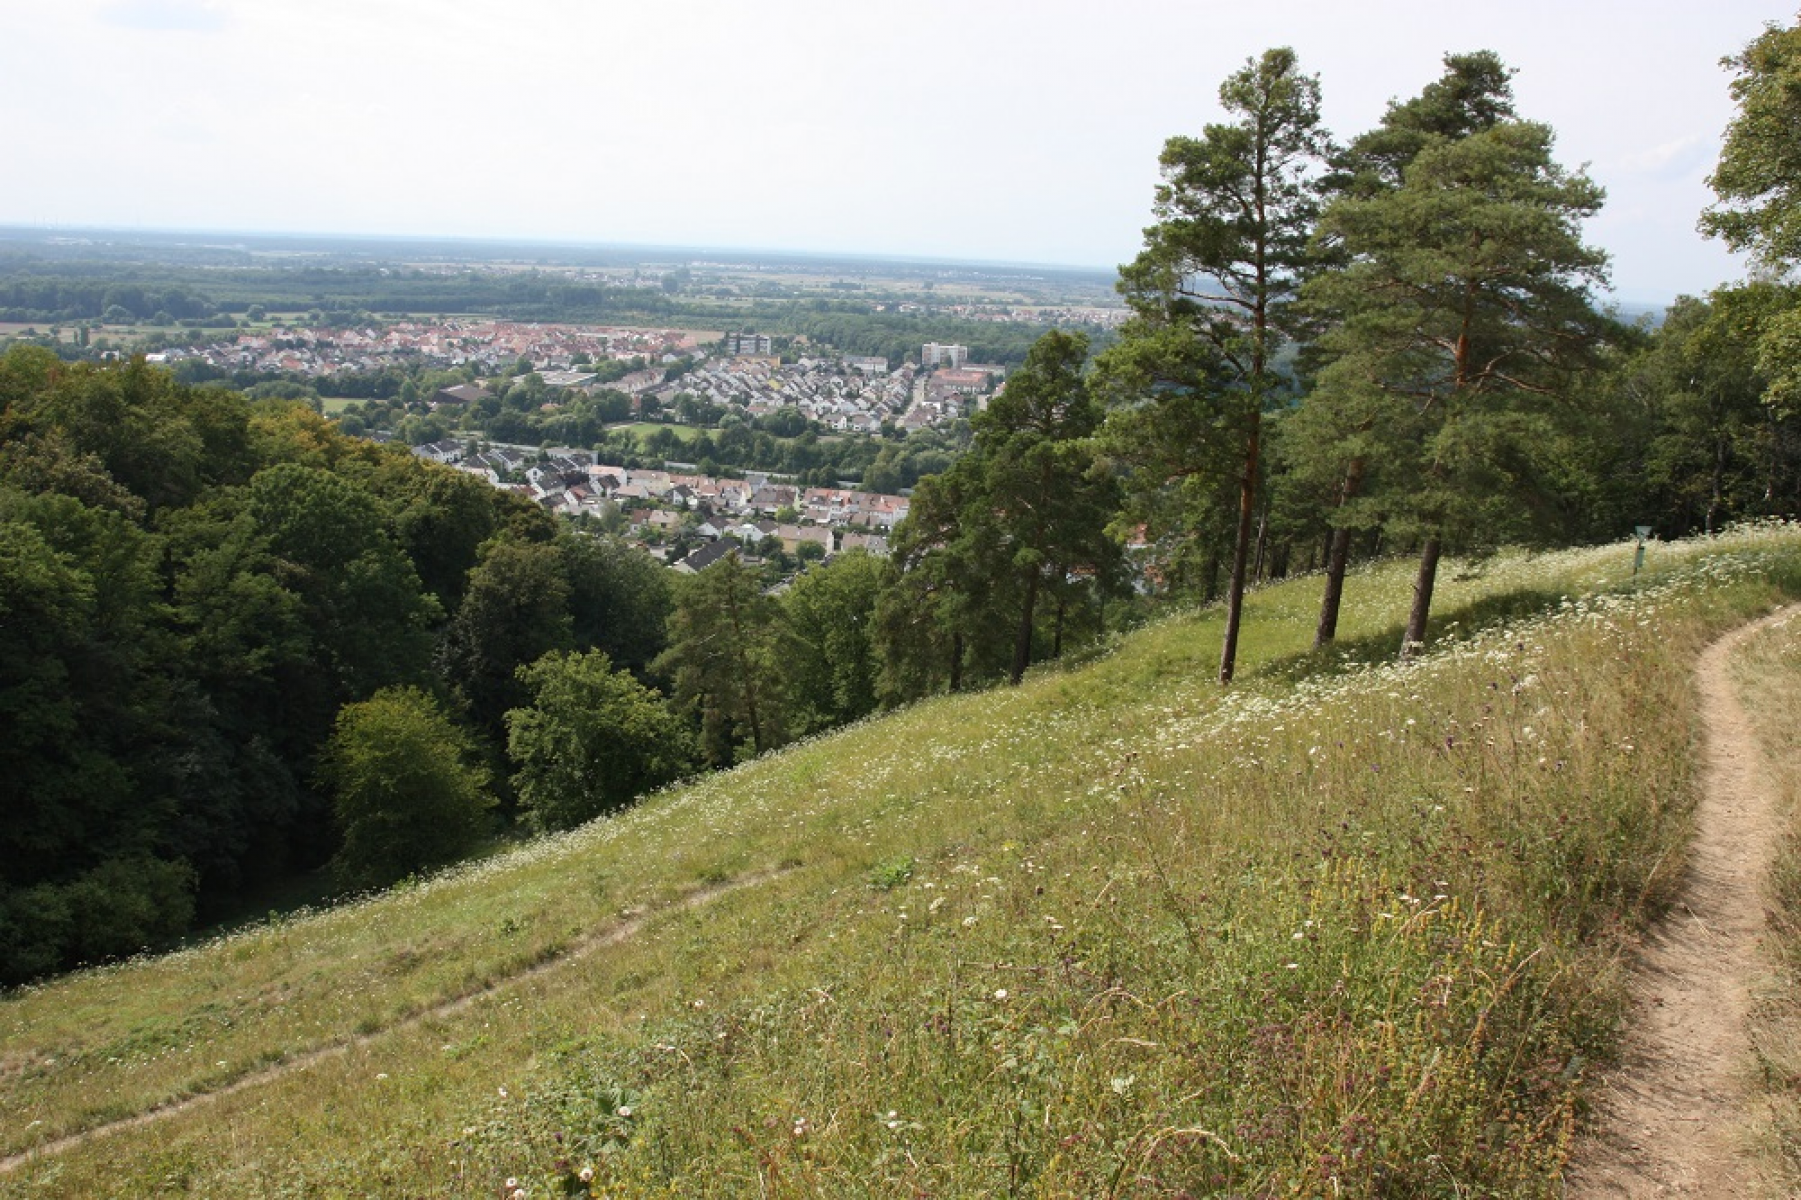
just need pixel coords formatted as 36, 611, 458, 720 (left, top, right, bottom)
6, 33, 1801, 988
0, 342, 1000, 985
0, 346, 683, 980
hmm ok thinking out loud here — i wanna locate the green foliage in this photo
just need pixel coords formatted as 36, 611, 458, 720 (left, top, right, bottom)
322, 686, 494, 890
1307, 118, 1614, 545
0, 346, 582, 976
885, 331, 1122, 693
1332, 50, 1517, 194
365, 455, 511, 608
0, 492, 202, 982
1112, 47, 1331, 680
1701, 18, 1801, 421
1566, 290, 1801, 539
506, 650, 695, 833
977, 330, 1124, 682
876, 463, 1013, 701
0, 857, 196, 984
247, 462, 440, 700
781, 551, 886, 733
1703, 17, 1801, 272
559, 530, 672, 673
866, 855, 915, 890
1303, 71, 1622, 655
653, 551, 794, 766
437, 537, 574, 738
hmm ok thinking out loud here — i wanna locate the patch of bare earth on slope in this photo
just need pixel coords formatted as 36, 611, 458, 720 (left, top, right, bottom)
1564, 607, 1799, 1198
0, 868, 783, 1176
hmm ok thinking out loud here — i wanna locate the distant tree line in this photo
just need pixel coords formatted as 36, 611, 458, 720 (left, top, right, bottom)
0, 262, 1063, 367
323, 364, 968, 493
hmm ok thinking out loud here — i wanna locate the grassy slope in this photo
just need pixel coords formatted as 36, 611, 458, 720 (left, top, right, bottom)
4, 526, 1801, 1197
1734, 610, 1801, 1189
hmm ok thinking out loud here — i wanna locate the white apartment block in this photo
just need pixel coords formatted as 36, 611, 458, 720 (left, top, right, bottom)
922, 342, 969, 368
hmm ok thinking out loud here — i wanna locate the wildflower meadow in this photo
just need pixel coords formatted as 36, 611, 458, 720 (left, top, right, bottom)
3, 523, 1800, 1197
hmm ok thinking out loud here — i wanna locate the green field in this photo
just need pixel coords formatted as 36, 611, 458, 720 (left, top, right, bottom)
606, 421, 706, 443
3, 525, 1799, 1196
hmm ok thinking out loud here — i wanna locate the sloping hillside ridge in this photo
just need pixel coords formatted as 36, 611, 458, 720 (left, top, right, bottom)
4, 523, 1801, 1197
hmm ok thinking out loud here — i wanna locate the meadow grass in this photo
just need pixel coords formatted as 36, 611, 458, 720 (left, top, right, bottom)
3, 525, 1800, 1196
1731, 608, 1801, 1191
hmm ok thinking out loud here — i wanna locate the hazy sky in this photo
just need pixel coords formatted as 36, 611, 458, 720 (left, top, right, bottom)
3, 1, 1792, 303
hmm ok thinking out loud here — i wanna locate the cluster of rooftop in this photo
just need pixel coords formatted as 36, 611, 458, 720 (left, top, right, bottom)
145, 320, 699, 377
412, 441, 907, 569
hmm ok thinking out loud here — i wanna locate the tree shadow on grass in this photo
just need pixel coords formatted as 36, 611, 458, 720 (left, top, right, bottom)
1250, 583, 1573, 686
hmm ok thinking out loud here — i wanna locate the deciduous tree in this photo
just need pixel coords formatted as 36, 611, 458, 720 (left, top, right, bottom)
1703, 18, 1801, 273
322, 686, 493, 890
506, 651, 694, 832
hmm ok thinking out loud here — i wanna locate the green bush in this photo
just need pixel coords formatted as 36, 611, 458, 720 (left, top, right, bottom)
322, 686, 493, 889
507, 650, 695, 832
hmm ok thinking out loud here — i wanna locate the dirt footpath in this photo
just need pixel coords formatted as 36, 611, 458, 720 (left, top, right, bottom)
1564, 607, 1797, 1198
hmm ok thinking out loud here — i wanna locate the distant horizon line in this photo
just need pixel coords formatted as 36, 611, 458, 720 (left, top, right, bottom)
0, 220, 1126, 279
0, 219, 1680, 311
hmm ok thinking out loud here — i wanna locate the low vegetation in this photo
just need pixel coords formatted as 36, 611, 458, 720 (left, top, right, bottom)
3, 522, 1797, 1196
1734, 611, 1801, 1189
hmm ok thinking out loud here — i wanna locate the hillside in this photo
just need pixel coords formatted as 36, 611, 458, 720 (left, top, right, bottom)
4, 523, 1800, 1197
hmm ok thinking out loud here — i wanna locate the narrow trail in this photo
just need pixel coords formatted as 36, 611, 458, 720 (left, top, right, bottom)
1564, 607, 1798, 1198
0, 868, 781, 1176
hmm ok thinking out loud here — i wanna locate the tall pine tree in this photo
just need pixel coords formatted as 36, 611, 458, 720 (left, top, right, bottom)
1305, 67, 1618, 658
1114, 47, 1331, 682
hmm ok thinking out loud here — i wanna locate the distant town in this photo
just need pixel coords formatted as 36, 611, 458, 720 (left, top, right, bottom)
146, 319, 1002, 436
136, 317, 1029, 572
425, 444, 909, 571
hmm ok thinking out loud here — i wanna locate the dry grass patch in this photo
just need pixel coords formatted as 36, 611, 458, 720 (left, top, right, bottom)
1733, 609, 1801, 1191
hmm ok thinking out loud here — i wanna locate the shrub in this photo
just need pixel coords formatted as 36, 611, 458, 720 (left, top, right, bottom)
507, 650, 695, 833
322, 686, 493, 889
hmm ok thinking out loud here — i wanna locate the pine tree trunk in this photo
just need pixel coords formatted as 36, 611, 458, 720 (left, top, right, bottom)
1314, 457, 1366, 649
1315, 526, 1355, 649
949, 631, 964, 693
1400, 537, 1442, 661
1219, 414, 1262, 685
1251, 496, 1269, 583
1011, 571, 1040, 686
